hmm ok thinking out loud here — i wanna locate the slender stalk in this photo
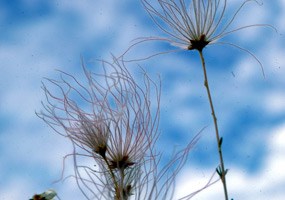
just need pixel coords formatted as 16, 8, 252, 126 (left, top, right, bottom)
119, 169, 125, 200
198, 50, 229, 200
102, 156, 120, 199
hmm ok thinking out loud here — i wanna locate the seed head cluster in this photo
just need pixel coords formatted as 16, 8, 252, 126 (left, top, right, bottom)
38, 57, 162, 199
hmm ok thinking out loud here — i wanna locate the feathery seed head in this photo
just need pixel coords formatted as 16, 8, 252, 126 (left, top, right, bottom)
78, 114, 109, 158
142, 0, 229, 51
109, 155, 135, 170
141, 0, 273, 53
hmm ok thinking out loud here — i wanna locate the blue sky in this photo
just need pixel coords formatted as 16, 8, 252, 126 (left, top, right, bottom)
1, 0, 285, 199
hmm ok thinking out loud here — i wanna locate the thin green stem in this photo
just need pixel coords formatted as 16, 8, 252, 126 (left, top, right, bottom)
198, 50, 229, 200
102, 156, 120, 200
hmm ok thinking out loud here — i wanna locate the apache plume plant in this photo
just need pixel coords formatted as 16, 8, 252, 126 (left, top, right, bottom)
37, 57, 209, 200
140, 0, 275, 199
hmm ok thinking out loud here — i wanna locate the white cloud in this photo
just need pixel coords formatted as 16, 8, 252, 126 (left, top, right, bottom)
264, 91, 285, 115
0, 177, 34, 200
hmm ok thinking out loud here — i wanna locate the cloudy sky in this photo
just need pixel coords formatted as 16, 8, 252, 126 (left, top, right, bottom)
1, 0, 285, 199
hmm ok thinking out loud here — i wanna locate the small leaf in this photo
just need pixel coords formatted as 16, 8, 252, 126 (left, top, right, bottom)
225, 169, 228, 175
216, 166, 222, 177
219, 137, 223, 147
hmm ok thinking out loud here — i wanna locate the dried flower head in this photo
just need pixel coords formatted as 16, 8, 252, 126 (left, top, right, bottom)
141, 0, 274, 52
77, 113, 109, 158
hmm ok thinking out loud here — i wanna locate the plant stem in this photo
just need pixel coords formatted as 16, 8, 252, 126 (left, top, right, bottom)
198, 50, 229, 200
102, 156, 120, 199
